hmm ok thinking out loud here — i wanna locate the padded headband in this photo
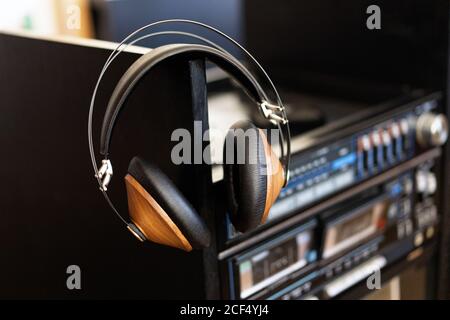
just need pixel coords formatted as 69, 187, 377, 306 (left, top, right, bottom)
100, 43, 268, 156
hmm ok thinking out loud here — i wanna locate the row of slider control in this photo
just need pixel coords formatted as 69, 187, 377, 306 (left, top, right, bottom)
358, 121, 409, 177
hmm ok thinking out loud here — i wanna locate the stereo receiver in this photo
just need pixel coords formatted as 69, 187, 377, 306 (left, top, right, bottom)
227, 161, 439, 300
216, 90, 446, 300
270, 93, 445, 222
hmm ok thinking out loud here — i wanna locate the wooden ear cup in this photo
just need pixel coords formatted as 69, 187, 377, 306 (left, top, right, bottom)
258, 129, 285, 223
223, 120, 285, 232
124, 174, 193, 252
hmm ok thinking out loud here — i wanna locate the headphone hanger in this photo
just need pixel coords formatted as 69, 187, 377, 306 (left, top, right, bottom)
87, 19, 291, 231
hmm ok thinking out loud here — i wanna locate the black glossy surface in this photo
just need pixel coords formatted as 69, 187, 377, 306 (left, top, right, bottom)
0, 33, 209, 299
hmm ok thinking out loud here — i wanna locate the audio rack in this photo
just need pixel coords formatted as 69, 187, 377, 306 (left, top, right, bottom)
1, 13, 450, 299
216, 90, 447, 300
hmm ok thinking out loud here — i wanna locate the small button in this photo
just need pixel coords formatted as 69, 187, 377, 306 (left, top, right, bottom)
291, 287, 303, 298
426, 226, 435, 239
403, 178, 413, 194
388, 204, 398, 219
402, 199, 412, 215
416, 171, 428, 193
426, 173, 437, 195
415, 232, 424, 246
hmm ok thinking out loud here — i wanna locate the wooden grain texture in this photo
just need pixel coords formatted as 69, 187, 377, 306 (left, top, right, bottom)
125, 174, 192, 252
259, 129, 285, 223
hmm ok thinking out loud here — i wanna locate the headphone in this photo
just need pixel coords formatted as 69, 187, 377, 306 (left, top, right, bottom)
88, 20, 291, 252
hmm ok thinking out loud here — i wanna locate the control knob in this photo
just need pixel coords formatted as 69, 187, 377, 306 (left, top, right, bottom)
416, 112, 449, 147
416, 170, 437, 195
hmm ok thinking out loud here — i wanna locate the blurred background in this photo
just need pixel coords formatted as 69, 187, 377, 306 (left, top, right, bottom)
1, 0, 441, 79
0, 0, 94, 38
0, 0, 243, 49
0, 0, 441, 93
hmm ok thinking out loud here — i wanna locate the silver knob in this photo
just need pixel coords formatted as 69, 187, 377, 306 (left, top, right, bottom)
427, 172, 437, 195
416, 112, 448, 147
416, 170, 427, 193
416, 170, 437, 195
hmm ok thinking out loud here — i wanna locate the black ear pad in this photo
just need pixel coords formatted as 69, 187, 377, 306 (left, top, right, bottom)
127, 156, 211, 248
223, 120, 268, 232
